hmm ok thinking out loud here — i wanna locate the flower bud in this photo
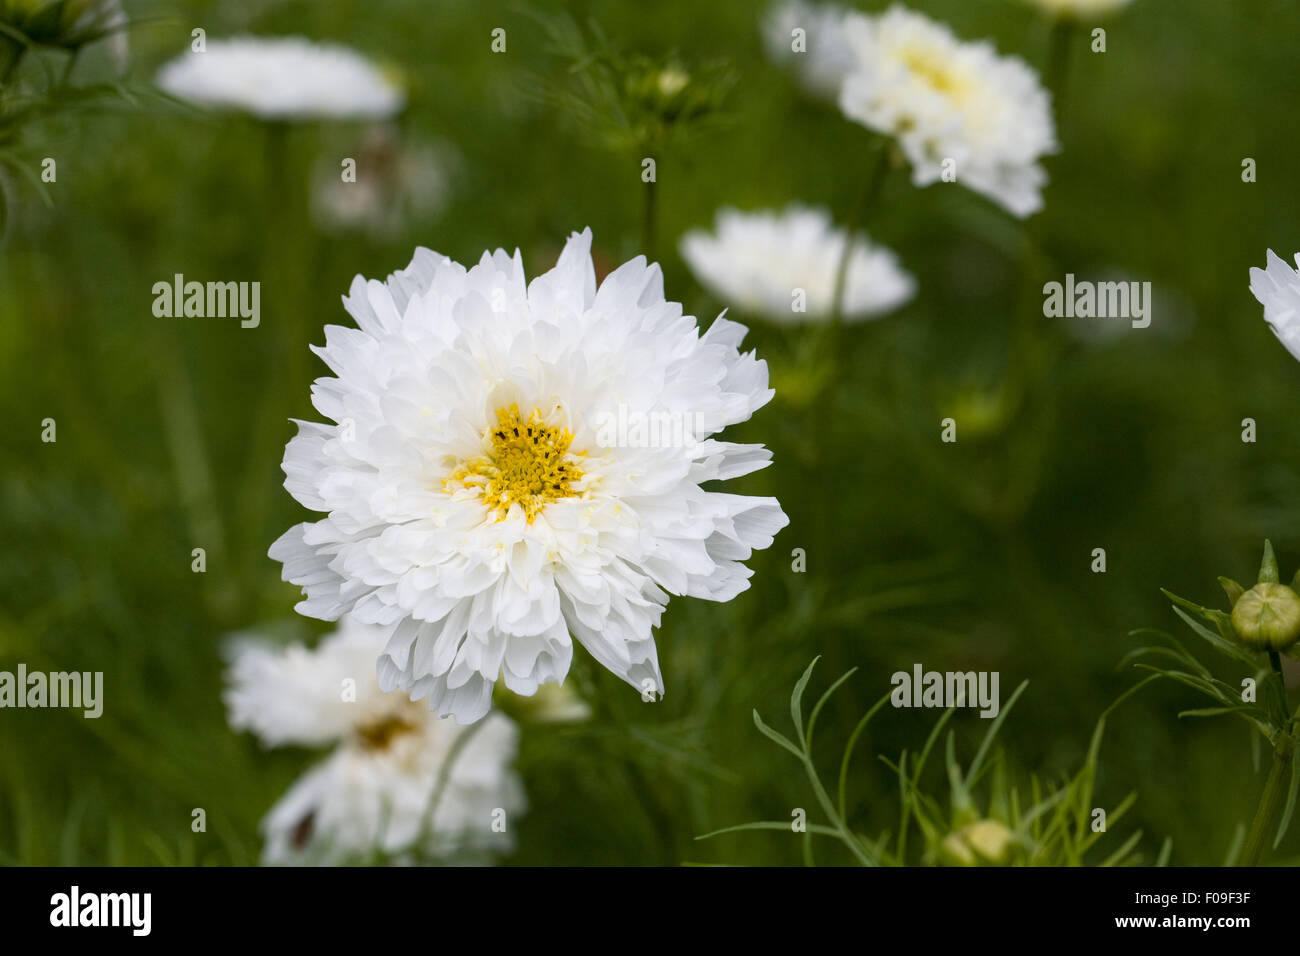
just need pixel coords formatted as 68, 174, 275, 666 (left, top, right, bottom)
939, 819, 1015, 866
1231, 582, 1300, 652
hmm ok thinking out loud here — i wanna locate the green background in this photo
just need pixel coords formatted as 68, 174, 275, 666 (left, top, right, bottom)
3, 0, 1299, 865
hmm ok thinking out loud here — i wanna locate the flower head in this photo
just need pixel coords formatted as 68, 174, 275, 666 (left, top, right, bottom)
1249, 250, 1300, 364
225, 617, 525, 865
762, 0, 857, 101
680, 204, 915, 324
156, 35, 403, 121
838, 5, 1058, 218
271, 229, 788, 724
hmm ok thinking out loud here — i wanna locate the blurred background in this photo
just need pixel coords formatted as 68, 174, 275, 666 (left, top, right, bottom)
3, 0, 1300, 865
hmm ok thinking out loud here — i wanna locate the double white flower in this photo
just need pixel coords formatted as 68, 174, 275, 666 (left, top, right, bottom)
271, 229, 788, 724
225, 617, 525, 865
838, 5, 1058, 218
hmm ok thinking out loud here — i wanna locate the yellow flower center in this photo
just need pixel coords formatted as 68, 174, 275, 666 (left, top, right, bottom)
446, 404, 584, 523
902, 48, 967, 98
356, 713, 419, 751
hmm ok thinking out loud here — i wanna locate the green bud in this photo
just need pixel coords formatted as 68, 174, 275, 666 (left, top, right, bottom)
939, 819, 1015, 867
1231, 582, 1300, 651
1258, 539, 1280, 584
1218, 577, 1245, 607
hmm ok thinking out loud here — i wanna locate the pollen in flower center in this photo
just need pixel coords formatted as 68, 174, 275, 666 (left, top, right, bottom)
447, 404, 584, 523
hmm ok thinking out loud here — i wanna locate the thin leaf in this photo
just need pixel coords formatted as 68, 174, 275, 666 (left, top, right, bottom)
806, 666, 857, 749
789, 656, 820, 742
752, 708, 803, 758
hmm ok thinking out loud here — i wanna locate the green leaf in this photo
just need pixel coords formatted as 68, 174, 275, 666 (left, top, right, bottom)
1098, 829, 1143, 867
966, 679, 1029, 787
1218, 576, 1245, 607
789, 656, 820, 742
1168, 605, 1257, 665
694, 821, 841, 841
806, 666, 857, 749
752, 708, 803, 758
1155, 837, 1173, 866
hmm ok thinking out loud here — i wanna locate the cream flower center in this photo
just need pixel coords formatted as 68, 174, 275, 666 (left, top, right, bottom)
900, 46, 970, 99
447, 404, 585, 522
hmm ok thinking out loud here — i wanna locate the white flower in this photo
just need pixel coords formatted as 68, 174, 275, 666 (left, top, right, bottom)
838, 5, 1058, 218
156, 35, 403, 121
1025, 0, 1135, 17
225, 617, 525, 865
762, 0, 857, 100
680, 204, 915, 324
270, 229, 789, 724
1249, 250, 1300, 363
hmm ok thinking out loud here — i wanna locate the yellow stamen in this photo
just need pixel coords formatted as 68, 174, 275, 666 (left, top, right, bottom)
445, 404, 584, 523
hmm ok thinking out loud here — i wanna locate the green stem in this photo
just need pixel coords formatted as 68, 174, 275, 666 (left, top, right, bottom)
1046, 18, 1074, 118
829, 139, 891, 330
1240, 738, 1292, 866
1240, 651, 1294, 866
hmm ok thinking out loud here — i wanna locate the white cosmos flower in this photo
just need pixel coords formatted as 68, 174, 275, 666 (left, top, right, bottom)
838, 5, 1058, 218
1249, 250, 1300, 363
1025, 0, 1135, 17
156, 35, 403, 121
225, 616, 525, 865
680, 205, 915, 324
762, 0, 856, 101
270, 228, 789, 724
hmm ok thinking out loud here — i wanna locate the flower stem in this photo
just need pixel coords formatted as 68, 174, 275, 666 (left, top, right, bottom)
1046, 18, 1074, 117
829, 139, 891, 329
1240, 652, 1294, 866
1240, 737, 1292, 866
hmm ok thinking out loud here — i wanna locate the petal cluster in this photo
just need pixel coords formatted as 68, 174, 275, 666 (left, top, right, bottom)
1249, 250, 1300, 363
271, 229, 788, 723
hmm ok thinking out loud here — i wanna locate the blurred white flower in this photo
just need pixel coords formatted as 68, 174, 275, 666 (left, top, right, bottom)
680, 205, 915, 323
225, 617, 525, 865
1025, 0, 1135, 17
761, 0, 856, 101
312, 126, 457, 239
838, 5, 1058, 218
156, 35, 403, 121
1249, 250, 1300, 363
270, 229, 788, 725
